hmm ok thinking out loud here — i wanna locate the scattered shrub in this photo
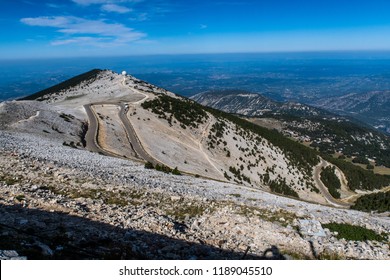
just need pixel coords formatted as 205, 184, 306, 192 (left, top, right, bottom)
320, 166, 341, 199
322, 223, 385, 242
351, 191, 390, 213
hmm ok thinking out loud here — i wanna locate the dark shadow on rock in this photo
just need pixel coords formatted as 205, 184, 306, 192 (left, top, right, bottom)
0, 203, 285, 260
308, 240, 318, 259
262, 245, 286, 260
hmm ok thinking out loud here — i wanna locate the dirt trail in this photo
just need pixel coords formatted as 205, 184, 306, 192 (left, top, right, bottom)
197, 118, 225, 178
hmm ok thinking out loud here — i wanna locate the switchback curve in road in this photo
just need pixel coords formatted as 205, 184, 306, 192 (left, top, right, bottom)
84, 103, 139, 160
83, 100, 163, 167
313, 158, 351, 208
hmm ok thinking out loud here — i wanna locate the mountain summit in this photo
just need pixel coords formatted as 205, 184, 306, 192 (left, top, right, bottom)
0, 70, 389, 260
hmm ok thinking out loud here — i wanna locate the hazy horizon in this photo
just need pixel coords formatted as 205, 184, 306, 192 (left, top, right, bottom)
2, 51, 390, 103
3, 49, 390, 61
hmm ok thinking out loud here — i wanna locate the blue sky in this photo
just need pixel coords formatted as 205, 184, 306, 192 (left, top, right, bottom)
1, 0, 390, 58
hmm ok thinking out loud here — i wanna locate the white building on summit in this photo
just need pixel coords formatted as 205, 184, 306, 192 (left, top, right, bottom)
122, 71, 127, 83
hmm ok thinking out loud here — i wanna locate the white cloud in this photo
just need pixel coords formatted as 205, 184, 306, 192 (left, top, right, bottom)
21, 16, 73, 28
101, 4, 132, 13
51, 37, 105, 46
21, 16, 146, 46
72, 0, 141, 6
200, 24, 207, 29
51, 37, 90, 46
46, 3, 63, 8
72, 0, 112, 5
129, 12, 148, 21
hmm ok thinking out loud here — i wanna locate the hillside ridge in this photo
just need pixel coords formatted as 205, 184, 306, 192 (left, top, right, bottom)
0, 69, 389, 260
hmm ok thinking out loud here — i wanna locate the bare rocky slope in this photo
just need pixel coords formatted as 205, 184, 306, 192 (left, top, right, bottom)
192, 90, 390, 181
7, 70, 326, 202
0, 70, 389, 260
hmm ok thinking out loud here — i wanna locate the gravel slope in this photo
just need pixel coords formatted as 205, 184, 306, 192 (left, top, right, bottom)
0, 130, 389, 259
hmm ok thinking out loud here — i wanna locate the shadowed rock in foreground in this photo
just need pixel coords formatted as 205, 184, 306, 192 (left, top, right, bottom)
0, 204, 285, 260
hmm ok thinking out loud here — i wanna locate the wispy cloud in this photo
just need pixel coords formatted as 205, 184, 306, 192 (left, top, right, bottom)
71, 0, 171, 21
46, 3, 64, 8
20, 16, 146, 46
22, 0, 36, 5
200, 24, 208, 29
51, 37, 102, 46
72, 0, 142, 6
101, 4, 132, 13
129, 12, 148, 21
21, 16, 72, 28
72, 0, 107, 5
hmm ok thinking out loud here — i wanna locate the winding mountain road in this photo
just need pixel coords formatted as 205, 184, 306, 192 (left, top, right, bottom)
313, 158, 351, 208
83, 100, 163, 166
82, 78, 168, 167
